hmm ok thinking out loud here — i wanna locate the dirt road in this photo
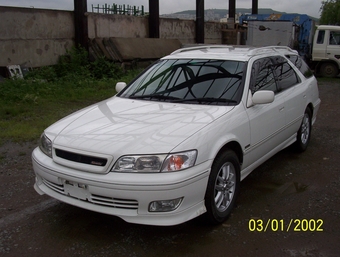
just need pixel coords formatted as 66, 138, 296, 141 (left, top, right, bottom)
1, 78, 339, 257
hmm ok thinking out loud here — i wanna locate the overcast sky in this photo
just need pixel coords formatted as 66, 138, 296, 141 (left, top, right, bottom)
0, 0, 322, 18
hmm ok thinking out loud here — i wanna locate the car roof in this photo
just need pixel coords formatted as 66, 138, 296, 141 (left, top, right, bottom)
163, 45, 299, 62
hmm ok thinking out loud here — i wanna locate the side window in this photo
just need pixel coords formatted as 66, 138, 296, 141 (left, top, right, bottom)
250, 58, 278, 94
317, 30, 325, 44
285, 54, 314, 78
329, 31, 340, 45
271, 56, 300, 91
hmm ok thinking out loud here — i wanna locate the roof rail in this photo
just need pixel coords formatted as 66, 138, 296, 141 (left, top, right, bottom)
247, 46, 297, 56
170, 45, 233, 55
170, 45, 298, 57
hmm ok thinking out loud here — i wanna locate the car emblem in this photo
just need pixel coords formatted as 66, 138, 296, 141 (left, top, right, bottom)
91, 161, 104, 166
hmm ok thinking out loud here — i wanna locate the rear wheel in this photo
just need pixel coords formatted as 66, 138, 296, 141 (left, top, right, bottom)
205, 150, 240, 224
294, 108, 312, 152
320, 62, 339, 78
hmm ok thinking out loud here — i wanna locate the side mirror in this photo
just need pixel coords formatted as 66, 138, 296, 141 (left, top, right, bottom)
252, 90, 275, 105
116, 82, 127, 93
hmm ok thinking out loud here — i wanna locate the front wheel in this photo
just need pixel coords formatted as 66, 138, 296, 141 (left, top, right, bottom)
205, 150, 240, 225
294, 108, 312, 152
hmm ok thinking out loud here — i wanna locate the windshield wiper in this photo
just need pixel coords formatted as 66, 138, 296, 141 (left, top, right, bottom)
129, 94, 181, 101
128, 95, 237, 105
173, 97, 238, 104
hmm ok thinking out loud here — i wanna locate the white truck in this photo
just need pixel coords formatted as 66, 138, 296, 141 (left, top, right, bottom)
241, 14, 340, 77
311, 25, 340, 77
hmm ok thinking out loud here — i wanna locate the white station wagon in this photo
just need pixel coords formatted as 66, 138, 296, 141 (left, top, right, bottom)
32, 46, 321, 226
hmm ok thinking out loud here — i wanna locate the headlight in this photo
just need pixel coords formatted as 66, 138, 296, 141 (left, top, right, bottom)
113, 155, 165, 173
112, 150, 197, 173
39, 133, 52, 158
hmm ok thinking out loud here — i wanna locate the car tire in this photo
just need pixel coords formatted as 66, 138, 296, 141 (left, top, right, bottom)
294, 108, 312, 152
320, 62, 339, 78
204, 150, 240, 225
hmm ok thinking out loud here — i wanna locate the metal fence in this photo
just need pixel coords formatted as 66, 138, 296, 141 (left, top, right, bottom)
91, 3, 145, 16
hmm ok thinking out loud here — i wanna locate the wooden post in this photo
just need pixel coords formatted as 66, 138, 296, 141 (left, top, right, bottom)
196, 0, 204, 44
149, 0, 160, 38
74, 0, 89, 50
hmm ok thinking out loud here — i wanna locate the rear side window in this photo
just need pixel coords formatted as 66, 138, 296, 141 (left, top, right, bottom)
271, 56, 300, 91
286, 55, 314, 78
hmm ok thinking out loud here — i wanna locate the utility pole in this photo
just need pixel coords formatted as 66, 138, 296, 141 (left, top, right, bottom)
196, 0, 205, 43
252, 0, 258, 14
149, 0, 160, 38
74, 0, 89, 50
228, 0, 236, 28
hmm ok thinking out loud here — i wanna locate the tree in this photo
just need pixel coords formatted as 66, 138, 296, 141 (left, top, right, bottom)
320, 0, 340, 25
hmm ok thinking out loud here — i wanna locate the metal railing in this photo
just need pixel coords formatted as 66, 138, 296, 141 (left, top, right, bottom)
91, 3, 145, 16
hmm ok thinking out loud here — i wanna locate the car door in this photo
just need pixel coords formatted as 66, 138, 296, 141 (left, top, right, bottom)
327, 29, 340, 64
272, 55, 308, 137
245, 57, 286, 165
312, 29, 327, 60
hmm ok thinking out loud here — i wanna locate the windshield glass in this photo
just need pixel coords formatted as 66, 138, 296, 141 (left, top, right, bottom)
119, 59, 245, 105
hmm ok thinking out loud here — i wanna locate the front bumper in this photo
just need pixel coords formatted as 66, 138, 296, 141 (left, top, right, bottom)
32, 147, 211, 226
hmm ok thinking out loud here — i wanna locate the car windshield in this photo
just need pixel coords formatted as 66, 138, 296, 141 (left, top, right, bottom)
119, 59, 245, 105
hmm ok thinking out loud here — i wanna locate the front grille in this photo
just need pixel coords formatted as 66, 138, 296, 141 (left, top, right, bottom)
42, 178, 138, 210
91, 194, 139, 210
55, 149, 107, 167
43, 178, 64, 194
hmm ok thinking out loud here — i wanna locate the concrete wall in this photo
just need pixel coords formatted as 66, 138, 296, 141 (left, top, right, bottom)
205, 21, 229, 44
160, 18, 196, 44
88, 14, 226, 45
0, 7, 227, 68
0, 6, 74, 67
87, 13, 148, 38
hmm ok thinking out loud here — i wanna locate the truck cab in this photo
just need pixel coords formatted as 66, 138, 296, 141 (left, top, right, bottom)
312, 25, 340, 77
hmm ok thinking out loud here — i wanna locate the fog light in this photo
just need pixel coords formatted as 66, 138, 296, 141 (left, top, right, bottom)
149, 198, 183, 212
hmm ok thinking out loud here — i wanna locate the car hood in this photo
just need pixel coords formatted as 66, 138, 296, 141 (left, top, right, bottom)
47, 97, 234, 155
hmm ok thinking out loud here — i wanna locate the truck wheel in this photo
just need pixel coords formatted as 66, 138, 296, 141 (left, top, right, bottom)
320, 63, 339, 77
205, 150, 240, 225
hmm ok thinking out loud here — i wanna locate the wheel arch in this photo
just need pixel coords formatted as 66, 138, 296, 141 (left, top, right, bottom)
316, 59, 340, 70
215, 141, 243, 166
306, 103, 314, 116
306, 103, 315, 128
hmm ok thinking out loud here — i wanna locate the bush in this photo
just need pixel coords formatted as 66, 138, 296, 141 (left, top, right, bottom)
24, 66, 58, 82
91, 56, 124, 79
55, 46, 91, 79
25, 46, 125, 82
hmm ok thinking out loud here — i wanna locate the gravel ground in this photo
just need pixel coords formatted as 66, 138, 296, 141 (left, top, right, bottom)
0, 78, 339, 257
